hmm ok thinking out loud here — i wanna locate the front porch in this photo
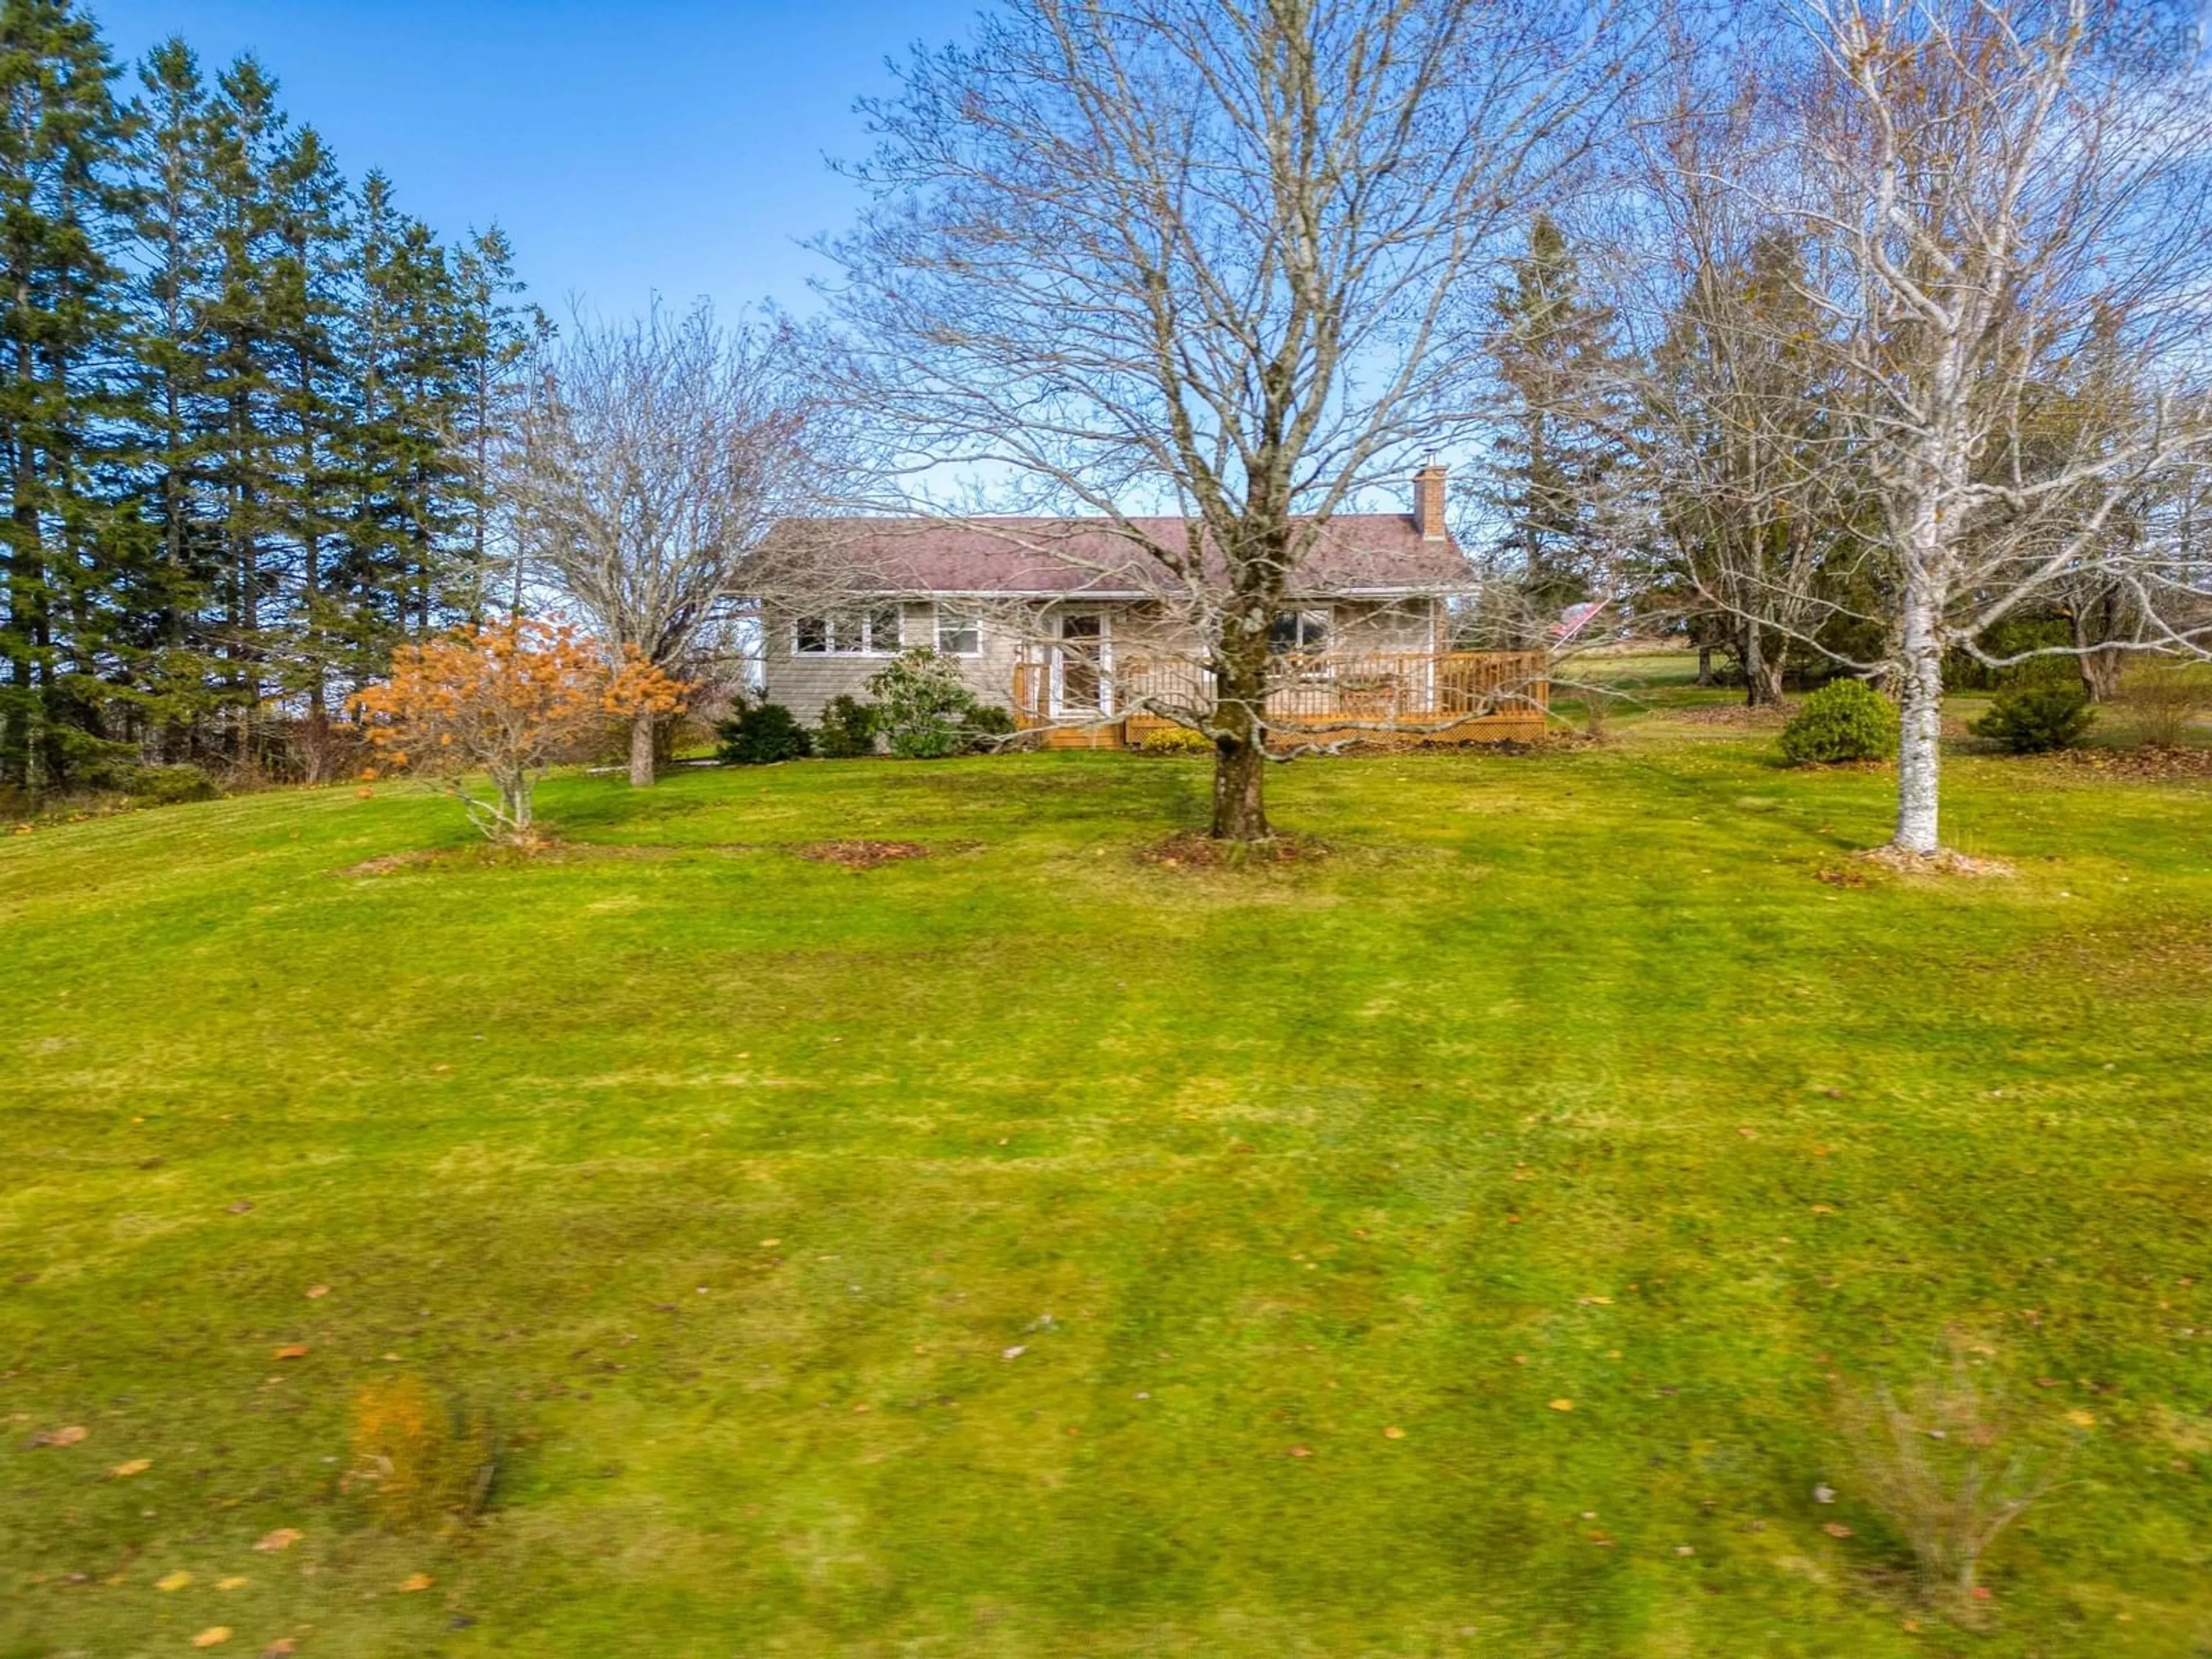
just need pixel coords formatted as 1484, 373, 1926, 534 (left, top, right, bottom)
1010, 649, 1551, 750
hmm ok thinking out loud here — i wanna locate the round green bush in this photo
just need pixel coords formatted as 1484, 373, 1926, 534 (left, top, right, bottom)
715, 700, 813, 765
1778, 679, 1897, 765
1971, 682, 2093, 754
813, 695, 879, 759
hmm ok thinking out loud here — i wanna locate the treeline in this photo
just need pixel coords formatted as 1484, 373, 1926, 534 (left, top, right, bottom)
1, 0, 541, 799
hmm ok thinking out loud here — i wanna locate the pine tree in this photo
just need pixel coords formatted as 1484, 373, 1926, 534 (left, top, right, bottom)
122, 36, 226, 752
451, 224, 540, 616
0, 0, 129, 791
260, 119, 349, 752
1484, 215, 1627, 618
198, 54, 291, 766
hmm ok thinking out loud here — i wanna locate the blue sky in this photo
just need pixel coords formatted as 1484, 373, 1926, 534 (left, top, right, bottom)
93, 0, 983, 323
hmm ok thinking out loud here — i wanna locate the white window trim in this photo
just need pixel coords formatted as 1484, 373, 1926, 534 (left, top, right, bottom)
791, 607, 906, 657
1268, 605, 1334, 652
934, 607, 983, 657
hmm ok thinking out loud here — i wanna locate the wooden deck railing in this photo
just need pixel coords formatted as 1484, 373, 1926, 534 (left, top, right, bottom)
1013, 649, 1549, 733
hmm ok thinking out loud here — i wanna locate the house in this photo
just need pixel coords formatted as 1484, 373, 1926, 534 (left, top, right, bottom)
752, 464, 1549, 749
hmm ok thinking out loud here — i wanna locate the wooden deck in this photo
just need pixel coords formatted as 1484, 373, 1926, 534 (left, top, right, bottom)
1012, 650, 1550, 750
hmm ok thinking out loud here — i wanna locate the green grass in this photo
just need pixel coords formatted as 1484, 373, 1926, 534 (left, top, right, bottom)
3, 697, 2210, 1656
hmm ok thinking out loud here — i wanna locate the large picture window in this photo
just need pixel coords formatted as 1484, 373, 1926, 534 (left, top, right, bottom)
792, 606, 904, 656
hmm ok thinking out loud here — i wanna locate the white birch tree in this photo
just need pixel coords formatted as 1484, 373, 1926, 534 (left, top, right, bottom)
1778, 0, 2212, 855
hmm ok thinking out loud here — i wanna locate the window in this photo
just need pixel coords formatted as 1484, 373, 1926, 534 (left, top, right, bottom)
1268, 609, 1331, 653
937, 611, 980, 656
792, 607, 905, 656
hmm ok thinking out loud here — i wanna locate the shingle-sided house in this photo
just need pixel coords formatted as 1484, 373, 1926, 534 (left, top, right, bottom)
753, 464, 1548, 749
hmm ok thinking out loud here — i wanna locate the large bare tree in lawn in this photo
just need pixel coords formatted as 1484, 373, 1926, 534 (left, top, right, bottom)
509, 302, 815, 785
1775, 0, 2212, 855
824, 0, 1653, 840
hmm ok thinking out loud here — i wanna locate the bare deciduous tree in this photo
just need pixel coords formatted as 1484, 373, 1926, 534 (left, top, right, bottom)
507, 302, 816, 785
821, 0, 1659, 839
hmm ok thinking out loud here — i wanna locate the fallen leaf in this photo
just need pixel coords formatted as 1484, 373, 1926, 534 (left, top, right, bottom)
226, 1201, 254, 1214
1822, 1521, 1854, 1538
252, 1528, 302, 1552
157, 1570, 194, 1592
109, 1458, 151, 1478
1971, 1585, 1993, 1600
1512, 1354, 1529, 1366
32, 1424, 87, 1447
216, 1575, 248, 1589
191, 1630, 232, 1649
1577, 1295, 1613, 1306
1675, 1544, 1695, 1556
1001, 1344, 1026, 1360
1810, 1203, 1837, 1214
1383, 1426, 1406, 1440
759, 1238, 781, 1248
262, 1642, 298, 1657
1286, 1445, 1312, 1457
271, 1344, 309, 1361
1813, 1483, 1836, 1503
1548, 1399, 1574, 1412
2067, 1409, 2097, 1428
304, 1285, 328, 1300
397, 1571, 433, 1592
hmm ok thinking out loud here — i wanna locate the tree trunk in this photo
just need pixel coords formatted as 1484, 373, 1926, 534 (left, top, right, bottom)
628, 708, 657, 787
1211, 732, 1267, 840
1209, 624, 1270, 841
2078, 643, 2124, 703
1893, 574, 1945, 856
1743, 624, 1784, 707
1695, 643, 1714, 686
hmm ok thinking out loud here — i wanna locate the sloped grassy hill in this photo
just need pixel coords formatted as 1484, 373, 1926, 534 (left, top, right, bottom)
2, 728, 2208, 1656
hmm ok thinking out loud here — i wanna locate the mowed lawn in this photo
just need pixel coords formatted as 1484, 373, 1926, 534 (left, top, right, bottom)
3, 706, 2210, 1656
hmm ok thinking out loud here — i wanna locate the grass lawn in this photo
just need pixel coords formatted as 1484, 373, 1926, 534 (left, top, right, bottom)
3, 687, 2209, 1656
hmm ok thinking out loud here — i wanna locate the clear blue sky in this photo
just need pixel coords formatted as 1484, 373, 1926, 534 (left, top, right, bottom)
93, 0, 983, 323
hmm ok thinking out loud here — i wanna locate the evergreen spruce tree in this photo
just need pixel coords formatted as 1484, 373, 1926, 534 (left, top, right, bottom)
0, 9, 531, 795
123, 36, 226, 753
452, 224, 540, 616
0, 0, 129, 791
1484, 214, 1627, 621
199, 55, 290, 766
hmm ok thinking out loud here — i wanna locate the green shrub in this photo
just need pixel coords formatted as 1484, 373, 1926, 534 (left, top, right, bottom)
1138, 725, 1211, 756
2111, 662, 2209, 748
815, 694, 879, 759
715, 700, 813, 765
868, 649, 984, 759
1779, 679, 1897, 765
961, 702, 1017, 752
1972, 683, 2093, 753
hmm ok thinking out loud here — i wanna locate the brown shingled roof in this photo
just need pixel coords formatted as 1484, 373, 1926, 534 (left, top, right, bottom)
752, 514, 1476, 597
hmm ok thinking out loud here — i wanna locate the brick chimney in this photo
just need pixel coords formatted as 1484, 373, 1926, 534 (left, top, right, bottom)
1412, 457, 1449, 541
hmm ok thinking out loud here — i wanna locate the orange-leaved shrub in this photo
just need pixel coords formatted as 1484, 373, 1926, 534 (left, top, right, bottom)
349, 618, 685, 841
